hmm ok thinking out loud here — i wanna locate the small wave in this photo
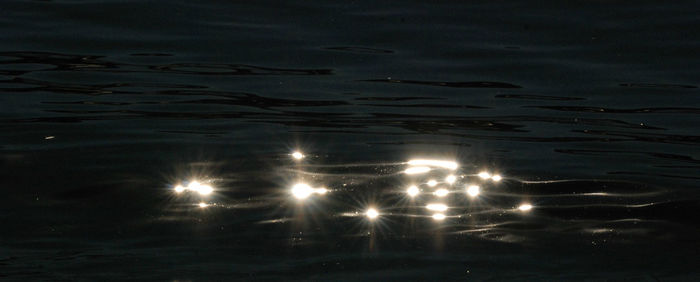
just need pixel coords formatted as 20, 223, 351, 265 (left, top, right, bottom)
360, 78, 522, 88
323, 46, 395, 54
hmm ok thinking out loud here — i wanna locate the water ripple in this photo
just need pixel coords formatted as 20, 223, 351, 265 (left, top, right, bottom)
360, 78, 522, 88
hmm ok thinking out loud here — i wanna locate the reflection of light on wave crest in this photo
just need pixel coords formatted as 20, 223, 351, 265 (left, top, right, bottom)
404, 166, 431, 174
434, 189, 449, 197
291, 183, 328, 199
478, 171, 491, 179
292, 151, 304, 160
426, 203, 448, 212
407, 159, 458, 170
173, 180, 214, 196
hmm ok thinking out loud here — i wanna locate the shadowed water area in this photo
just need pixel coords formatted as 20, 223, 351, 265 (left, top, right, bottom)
1, 0, 699, 280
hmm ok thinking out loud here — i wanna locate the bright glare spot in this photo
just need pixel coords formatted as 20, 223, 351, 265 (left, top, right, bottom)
187, 181, 213, 195
291, 183, 314, 199
445, 175, 456, 184
197, 184, 213, 195
427, 180, 438, 187
315, 187, 328, 195
175, 180, 214, 196
467, 185, 480, 197
198, 202, 208, 208
432, 213, 446, 220
174, 185, 185, 193
434, 189, 449, 197
366, 208, 379, 219
426, 203, 448, 212
491, 174, 502, 182
518, 204, 533, 212
405, 166, 431, 174
292, 151, 304, 160
407, 159, 458, 170
407, 185, 419, 197
478, 171, 491, 179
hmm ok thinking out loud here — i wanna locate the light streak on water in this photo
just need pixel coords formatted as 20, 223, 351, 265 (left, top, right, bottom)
478, 171, 491, 179
189, 181, 213, 195
426, 203, 448, 212
173, 180, 214, 196
518, 204, 533, 212
404, 166, 431, 175
407, 159, 458, 170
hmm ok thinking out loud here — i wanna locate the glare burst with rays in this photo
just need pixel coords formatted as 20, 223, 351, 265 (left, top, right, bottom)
160, 148, 670, 247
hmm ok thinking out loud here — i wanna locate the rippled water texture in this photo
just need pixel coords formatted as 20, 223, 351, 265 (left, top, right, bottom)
1, 0, 699, 280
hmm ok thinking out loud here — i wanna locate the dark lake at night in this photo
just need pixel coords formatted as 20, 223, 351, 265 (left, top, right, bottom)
1, 1, 699, 280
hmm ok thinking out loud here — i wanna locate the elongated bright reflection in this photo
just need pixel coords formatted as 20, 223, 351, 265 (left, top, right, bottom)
407, 185, 419, 197
315, 187, 328, 195
432, 213, 446, 220
426, 203, 448, 212
405, 166, 431, 174
291, 183, 314, 199
427, 180, 438, 187
366, 208, 379, 219
292, 151, 304, 160
466, 185, 480, 197
171, 180, 214, 196
478, 171, 491, 179
434, 189, 449, 197
407, 159, 458, 170
491, 174, 502, 182
518, 204, 533, 212
198, 202, 208, 208
445, 175, 456, 184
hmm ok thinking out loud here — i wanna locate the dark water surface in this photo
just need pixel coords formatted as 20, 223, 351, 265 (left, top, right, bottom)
1, 0, 700, 280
